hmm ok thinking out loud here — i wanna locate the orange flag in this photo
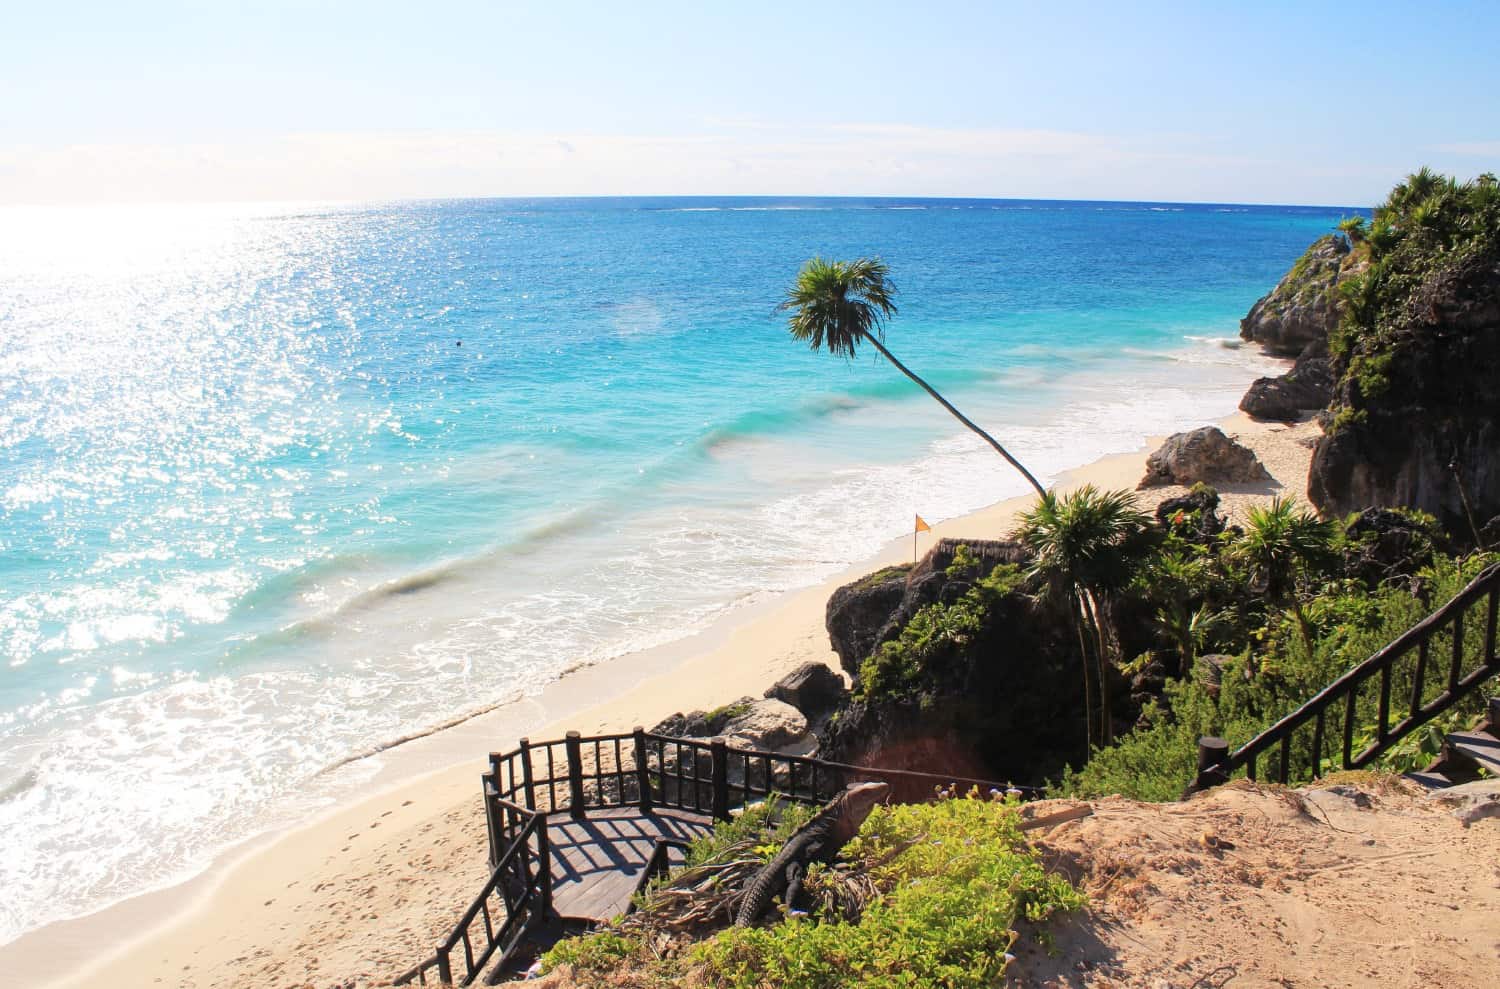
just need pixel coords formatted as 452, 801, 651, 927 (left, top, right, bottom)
913, 514, 931, 562
914, 514, 931, 533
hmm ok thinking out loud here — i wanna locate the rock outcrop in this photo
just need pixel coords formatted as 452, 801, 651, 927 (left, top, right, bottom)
1239, 341, 1335, 421
763, 662, 846, 723
1138, 427, 1271, 489
1340, 507, 1446, 584
1308, 254, 1500, 536
1239, 235, 1363, 356
825, 539, 1028, 681
1153, 485, 1228, 542
825, 566, 911, 680
819, 541, 1095, 785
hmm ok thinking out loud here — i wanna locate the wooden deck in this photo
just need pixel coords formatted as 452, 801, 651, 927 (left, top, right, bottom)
547, 806, 716, 922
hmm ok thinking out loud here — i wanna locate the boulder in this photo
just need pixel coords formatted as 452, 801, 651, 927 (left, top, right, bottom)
720, 698, 809, 751
1138, 427, 1271, 489
1239, 344, 1335, 421
1154, 485, 1226, 541
651, 697, 810, 753
764, 662, 847, 720
1239, 235, 1364, 356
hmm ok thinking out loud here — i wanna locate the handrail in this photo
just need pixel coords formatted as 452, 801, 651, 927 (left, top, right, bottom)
409, 724, 1044, 982
1188, 562, 1500, 793
395, 810, 549, 986
480, 728, 1042, 833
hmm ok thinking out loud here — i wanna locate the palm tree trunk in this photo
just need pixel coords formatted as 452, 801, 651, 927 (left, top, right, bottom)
1069, 592, 1097, 751
1080, 589, 1113, 745
859, 331, 1047, 498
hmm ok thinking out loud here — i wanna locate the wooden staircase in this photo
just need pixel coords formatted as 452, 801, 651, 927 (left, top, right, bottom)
1188, 562, 1500, 794
1409, 696, 1500, 788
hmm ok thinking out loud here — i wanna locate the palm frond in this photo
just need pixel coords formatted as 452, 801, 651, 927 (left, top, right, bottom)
779, 256, 897, 358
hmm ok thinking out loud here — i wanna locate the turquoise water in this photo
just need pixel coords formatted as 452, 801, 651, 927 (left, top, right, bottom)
0, 197, 1344, 940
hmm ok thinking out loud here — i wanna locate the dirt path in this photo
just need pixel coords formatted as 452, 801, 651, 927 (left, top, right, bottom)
1011, 778, 1500, 988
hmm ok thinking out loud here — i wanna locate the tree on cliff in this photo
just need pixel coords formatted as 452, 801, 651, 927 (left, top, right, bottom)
780, 257, 1046, 498
1016, 485, 1151, 748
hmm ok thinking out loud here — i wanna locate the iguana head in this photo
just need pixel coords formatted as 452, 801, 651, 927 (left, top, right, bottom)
841, 781, 890, 823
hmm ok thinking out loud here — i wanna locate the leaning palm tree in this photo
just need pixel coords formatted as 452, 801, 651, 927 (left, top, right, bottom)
1017, 485, 1152, 748
780, 257, 1045, 498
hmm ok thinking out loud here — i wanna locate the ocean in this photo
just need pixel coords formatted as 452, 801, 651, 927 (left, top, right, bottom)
0, 196, 1345, 942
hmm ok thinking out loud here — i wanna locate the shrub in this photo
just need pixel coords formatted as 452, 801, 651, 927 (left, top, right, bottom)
694, 797, 1084, 989
1060, 552, 1498, 799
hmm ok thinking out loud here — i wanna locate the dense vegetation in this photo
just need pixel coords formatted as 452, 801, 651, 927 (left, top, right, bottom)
845, 479, 1495, 801
541, 793, 1083, 988
1331, 169, 1499, 422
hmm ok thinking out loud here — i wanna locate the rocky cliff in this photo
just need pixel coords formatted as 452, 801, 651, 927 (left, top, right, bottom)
1239, 234, 1365, 357
1308, 251, 1500, 535
821, 540, 1099, 784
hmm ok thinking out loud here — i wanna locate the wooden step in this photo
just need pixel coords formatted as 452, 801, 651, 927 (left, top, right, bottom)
1444, 730, 1500, 776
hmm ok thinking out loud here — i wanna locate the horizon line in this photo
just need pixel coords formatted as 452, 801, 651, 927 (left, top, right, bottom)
0, 192, 1375, 212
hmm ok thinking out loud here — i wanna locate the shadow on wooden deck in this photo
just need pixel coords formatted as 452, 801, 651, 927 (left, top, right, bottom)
547, 806, 716, 922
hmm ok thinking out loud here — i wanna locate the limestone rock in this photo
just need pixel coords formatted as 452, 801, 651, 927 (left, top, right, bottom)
825, 566, 910, 679
1239, 235, 1363, 356
650, 698, 810, 753
1239, 345, 1335, 421
1340, 507, 1444, 583
1308, 255, 1500, 536
764, 662, 846, 720
825, 539, 1029, 681
720, 698, 809, 751
1138, 427, 1271, 489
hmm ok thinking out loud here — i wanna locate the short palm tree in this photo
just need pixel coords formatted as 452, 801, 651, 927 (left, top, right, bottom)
1017, 485, 1152, 748
780, 257, 1045, 498
1235, 497, 1336, 655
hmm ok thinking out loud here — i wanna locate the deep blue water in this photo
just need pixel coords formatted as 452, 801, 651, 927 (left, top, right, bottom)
0, 196, 1349, 940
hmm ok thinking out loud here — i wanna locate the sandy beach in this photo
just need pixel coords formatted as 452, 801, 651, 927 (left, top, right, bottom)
6, 409, 1322, 989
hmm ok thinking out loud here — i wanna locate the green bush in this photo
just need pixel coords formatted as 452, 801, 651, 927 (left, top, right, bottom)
541, 796, 1083, 988
694, 797, 1084, 989
1059, 553, 1498, 799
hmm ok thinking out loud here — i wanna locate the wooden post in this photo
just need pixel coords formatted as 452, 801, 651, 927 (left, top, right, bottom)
483, 780, 501, 868
1487, 696, 1500, 732
436, 948, 452, 985
711, 738, 730, 821
536, 816, 553, 915
633, 727, 653, 812
1192, 736, 1230, 793
518, 738, 536, 810
565, 732, 586, 819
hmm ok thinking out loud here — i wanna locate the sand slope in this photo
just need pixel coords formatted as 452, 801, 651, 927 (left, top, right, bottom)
1014, 779, 1500, 988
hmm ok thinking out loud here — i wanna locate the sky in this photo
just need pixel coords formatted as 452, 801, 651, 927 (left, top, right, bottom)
2, 1, 1498, 206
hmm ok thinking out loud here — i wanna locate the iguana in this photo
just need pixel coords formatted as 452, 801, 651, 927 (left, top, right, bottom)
733, 781, 890, 927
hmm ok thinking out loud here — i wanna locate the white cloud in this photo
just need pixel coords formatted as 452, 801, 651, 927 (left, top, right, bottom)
0, 123, 1393, 206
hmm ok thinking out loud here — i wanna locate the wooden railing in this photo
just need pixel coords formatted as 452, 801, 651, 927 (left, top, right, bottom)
483, 728, 1042, 848
394, 805, 550, 986
1188, 562, 1500, 793
404, 729, 1038, 984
